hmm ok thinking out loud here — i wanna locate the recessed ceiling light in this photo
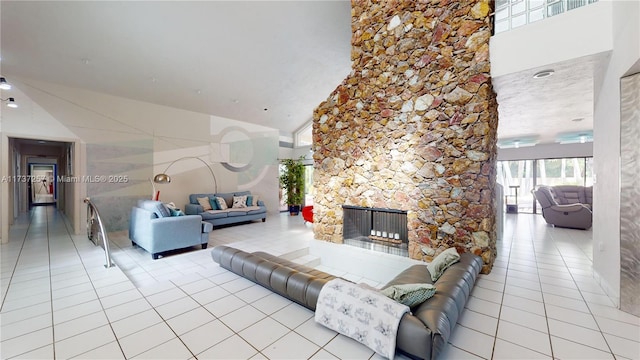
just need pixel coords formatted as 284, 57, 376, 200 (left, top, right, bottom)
0, 77, 12, 90
6, 97, 18, 108
533, 69, 554, 79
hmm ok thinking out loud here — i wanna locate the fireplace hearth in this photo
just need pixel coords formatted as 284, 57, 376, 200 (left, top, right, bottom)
342, 205, 408, 257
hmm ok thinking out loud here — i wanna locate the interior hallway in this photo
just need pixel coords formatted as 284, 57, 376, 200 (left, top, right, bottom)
0, 206, 638, 359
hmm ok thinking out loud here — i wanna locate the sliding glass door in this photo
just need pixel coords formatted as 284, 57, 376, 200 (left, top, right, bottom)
497, 157, 593, 214
497, 160, 535, 213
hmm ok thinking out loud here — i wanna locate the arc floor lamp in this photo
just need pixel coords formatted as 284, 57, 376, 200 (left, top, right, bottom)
151, 156, 218, 200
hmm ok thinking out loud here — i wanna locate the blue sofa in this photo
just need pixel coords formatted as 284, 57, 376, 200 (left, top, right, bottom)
185, 191, 266, 228
129, 200, 212, 259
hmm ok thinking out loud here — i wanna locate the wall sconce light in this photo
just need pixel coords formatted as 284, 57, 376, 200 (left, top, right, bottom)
1, 97, 17, 108
153, 156, 218, 198
0, 77, 12, 90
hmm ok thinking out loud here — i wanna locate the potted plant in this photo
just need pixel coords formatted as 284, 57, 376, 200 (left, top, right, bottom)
279, 156, 305, 216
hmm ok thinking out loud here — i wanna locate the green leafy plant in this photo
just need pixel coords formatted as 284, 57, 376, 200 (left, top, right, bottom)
279, 156, 305, 207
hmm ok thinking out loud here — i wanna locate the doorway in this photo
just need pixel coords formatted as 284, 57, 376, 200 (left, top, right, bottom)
497, 157, 593, 214
29, 163, 56, 206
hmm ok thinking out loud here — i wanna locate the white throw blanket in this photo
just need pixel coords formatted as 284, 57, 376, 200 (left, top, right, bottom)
314, 278, 409, 359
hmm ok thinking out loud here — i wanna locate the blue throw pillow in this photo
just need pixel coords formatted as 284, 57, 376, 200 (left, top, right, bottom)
169, 208, 184, 216
208, 197, 220, 210
246, 195, 254, 206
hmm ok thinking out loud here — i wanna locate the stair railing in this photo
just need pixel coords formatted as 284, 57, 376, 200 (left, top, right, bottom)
84, 197, 114, 268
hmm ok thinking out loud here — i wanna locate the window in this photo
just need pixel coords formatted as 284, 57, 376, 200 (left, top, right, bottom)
497, 157, 593, 214
536, 158, 591, 187
295, 122, 312, 147
304, 164, 314, 206
497, 160, 535, 213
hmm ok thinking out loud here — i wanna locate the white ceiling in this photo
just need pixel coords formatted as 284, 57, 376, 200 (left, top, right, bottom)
1, 1, 603, 143
1, 1, 353, 136
493, 52, 609, 145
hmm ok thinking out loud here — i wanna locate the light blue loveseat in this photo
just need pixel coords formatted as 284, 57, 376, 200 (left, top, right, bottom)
129, 200, 212, 259
185, 191, 266, 228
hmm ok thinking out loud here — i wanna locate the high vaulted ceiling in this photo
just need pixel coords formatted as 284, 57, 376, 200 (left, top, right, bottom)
1, 1, 353, 136
1, 1, 600, 144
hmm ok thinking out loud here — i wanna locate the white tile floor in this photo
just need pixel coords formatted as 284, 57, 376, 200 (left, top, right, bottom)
1, 206, 639, 359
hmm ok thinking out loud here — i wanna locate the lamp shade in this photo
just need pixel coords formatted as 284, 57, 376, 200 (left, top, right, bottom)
152, 156, 217, 193
153, 173, 172, 183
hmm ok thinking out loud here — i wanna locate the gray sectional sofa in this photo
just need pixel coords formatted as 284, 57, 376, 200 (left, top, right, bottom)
185, 191, 266, 228
211, 245, 482, 360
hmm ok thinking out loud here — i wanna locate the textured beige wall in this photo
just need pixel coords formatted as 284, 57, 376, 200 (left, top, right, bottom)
312, 0, 498, 273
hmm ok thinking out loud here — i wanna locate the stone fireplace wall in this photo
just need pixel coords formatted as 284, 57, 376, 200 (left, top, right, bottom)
312, 0, 498, 273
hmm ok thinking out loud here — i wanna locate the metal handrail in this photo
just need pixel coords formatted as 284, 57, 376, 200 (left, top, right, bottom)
84, 197, 114, 268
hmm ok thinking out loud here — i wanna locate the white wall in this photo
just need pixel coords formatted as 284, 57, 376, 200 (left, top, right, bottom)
0, 84, 80, 241
0, 137, 7, 243
592, 0, 640, 305
490, 0, 640, 308
490, 1, 613, 77
1, 78, 283, 237
293, 145, 313, 164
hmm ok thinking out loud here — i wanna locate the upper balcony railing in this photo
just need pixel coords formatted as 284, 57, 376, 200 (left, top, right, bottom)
493, 0, 599, 34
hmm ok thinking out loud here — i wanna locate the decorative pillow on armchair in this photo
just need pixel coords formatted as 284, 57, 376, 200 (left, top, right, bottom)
141, 200, 171, 218
165, 202, 185, 216
169, 208, 185, 216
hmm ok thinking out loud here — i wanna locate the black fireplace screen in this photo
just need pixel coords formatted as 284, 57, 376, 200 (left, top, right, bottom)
342, 205, 408, 256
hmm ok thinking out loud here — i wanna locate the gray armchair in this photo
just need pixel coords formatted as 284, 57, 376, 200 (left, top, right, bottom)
533, 186, 592, 230
129, 200, 212, 259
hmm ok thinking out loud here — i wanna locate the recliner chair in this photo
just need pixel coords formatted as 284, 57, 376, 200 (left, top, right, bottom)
532, 186, 592, 230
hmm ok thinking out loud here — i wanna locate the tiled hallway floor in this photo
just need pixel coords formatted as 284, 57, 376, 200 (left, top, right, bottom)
1, 206, 638, 359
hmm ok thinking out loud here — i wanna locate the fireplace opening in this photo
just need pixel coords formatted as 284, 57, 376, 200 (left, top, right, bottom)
342, 205, 408, 257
